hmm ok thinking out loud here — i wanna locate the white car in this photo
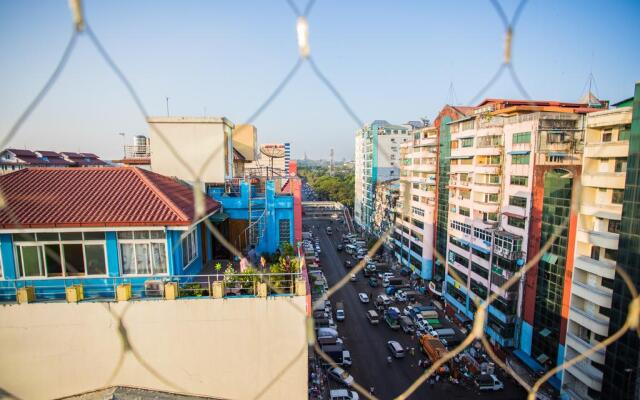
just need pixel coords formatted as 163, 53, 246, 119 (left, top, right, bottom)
342, 350, 352, 367
330, 389, 359, 400
358, 293, 369, 303
395, 290, 408, 302
403, 305, 415, 317
336, 309, 345, 321
382, 272, 394, 280
328, 367, 354, 386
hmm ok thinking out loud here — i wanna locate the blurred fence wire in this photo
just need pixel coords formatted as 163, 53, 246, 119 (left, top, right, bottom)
1, 1, 639, 399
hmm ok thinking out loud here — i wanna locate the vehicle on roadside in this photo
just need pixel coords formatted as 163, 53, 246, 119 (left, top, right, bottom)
400, 316, 415, 334
344, 259, 352, 268
345, 244, 357, 255
329, 389, 359, 400
376, 294, 391, 306
322, 343, 344, 365
355, 253, 364, 260
366, 309, 380, 325
382, 272, 394, 280
403, 305, 415, 317
358, 293, 369, 303
384, 308, 401, 330
326, 226, 332, 235
476, 374, 504, 391
382, 278, 390, 288
368, 277, 379, 287
395, 290, 408, 302
327, 367, 354, 387
337, 243, 343, 251
336, 302, 345, 321
419, 335, 447, 364
349, 273, 357, 282
387, 340, 405, 358
342, 350, 352, 367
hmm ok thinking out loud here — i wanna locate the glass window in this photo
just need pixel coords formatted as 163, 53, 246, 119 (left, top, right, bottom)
37, 232, 59, 241
85, 245, 106, 275
182, 228, 198, 267
615, 158, 627, 173
19, 246, 42, 277
118, 231, 134, 240
84, 232, 105, 241
119, 231, 168, 275
612, 189, 624, 204
461, 138, 474, 147
507, 216, 526, 229
44, 244, 63, 276
512, 154, 530, 165
121, 243, 135, 274
608, 220, 621, 234
63, 244, 85, 275
60, 232, 83, 241
510, 175, 528, 186
135, 244, 151, 274
14, 233, 36, 242
513, 132, 531, 144
459, 207, 470, 217
509, 196, 527, 208
151, 243, 167, 274
602, 129, 612, 142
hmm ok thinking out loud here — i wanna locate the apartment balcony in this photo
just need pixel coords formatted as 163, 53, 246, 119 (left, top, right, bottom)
474, 146, 502, 156
414, 163, 436, 173
415, 137, 437, 147
448, 241, 470, 259
577, 229, 619, 250
571, 280, 613, 308
566, 361, 603, 392
473, 201, 500, 213
474, 165, 501, 174
573, 255, 615, 279
581, 172, 626, 189
451, 197, 473, 210
451, 147, 477, 158
584, 141, 629, 159
566, 332, 606, 365
472, 182, 501, 194
450, 163, 475, 173
580, 202, 623, 220
569, 305, 609, 337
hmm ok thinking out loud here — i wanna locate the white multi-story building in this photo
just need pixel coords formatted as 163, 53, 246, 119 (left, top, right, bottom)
354, 120, 410, 233
392, 125, 438, 279
563, 104, 632, 399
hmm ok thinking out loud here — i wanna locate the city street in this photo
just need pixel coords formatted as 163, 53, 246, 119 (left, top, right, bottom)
308, 218, 527, 400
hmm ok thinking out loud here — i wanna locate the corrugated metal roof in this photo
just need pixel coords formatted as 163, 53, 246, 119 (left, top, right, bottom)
0, 167, 219, 228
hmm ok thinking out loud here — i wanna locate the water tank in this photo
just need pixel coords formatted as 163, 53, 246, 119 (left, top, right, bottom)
133, 135, 149, 147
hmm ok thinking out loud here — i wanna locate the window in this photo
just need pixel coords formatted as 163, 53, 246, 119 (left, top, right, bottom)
604, 248, 618, 261
513, 132, 531, 144
450, 235, 470, 250
591, 246, 600, 260
511, 175, 528, 186
612, 189, 624, 204
411, 207, 424, 217
601, 277, 614, 290
471, 262, 489, 279
608, 220, 621, 234
412, 218, 424, 230
548, 131, 567, 143
602, 129, 612, 142
484, 193, 499, 203
119, 230, 167, 275
615, 158, 627, 173
459, 207, 470, 217
509, 195, 527, 208
473, 227, 492, 242
512, 153, 530, 165
461, 138, 474, 148
507, 216, 526, 229
279, 219, 291, 244
14, 232, 107, 278
451, 220, 471, 235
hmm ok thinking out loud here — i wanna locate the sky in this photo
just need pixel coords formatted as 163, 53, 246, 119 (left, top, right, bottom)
0, 1, 639, 161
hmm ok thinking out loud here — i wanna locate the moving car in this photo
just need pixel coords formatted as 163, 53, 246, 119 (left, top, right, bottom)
395, 290, 408, 302
336, 302, 345, 322
328, 367, 354, 386
358, 293, 369, 303
366, 309, 380, 325
387, 340, 405, 358
376, 294, 391, 306
368, 277, 379, 287
342, 350, 352, 367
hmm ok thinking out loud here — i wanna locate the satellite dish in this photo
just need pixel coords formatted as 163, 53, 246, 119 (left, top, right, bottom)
260, 145, 286, 158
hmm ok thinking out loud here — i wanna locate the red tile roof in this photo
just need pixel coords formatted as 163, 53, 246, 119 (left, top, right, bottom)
6, 149, 37, 157
0, 167, 219, 228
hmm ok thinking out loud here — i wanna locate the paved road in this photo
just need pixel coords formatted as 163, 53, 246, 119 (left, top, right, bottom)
308, 218, 527, 400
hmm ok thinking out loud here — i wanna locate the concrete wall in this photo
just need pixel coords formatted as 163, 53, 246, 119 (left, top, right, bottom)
0, 297, 307, 400
148, 117, 234, 184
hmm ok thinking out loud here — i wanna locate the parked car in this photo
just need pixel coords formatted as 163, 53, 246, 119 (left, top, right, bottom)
366, 309, 379, 325
336, 302, 345, 322
368, 277, 379, 287
358, 293, 369, 303
329, 389, 359, 400
403, 305, 415, 317
476, 374, 504, 391
376, 294, 392, 306
382, 272, 394, 280
400, 316, 415, 334
395, 290, 408, 302
328, 367, 354, 386
342, 350, 352, 367
387, 340, 405, 358
349, 273, 357, 282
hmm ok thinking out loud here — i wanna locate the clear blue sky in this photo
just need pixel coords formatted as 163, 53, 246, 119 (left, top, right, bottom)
0, 0, 638, 161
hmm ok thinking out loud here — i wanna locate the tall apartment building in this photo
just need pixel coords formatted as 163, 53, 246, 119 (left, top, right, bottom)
600, 84, 639, 400
392, 125, 438, 279
354, 120, 410, 234
561, 99, 633, 399
442, 99, 603, 376
372, 178, 399, 239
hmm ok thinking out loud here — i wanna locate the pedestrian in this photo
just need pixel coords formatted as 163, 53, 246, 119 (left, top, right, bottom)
429, 378, 434, 388
369, 386, 375, 395
410, 347, 415, 356
418, 359, 422, 368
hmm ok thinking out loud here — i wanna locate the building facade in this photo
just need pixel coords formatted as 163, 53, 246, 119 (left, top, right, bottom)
372, 178, 399, 240
561, 102, 633, 399
354, 120, 410, 234
601, 83, 640, 400
392, 125, 438, 279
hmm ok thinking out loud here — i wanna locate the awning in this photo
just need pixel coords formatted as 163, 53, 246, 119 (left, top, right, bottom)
549, 152, 568, 157
455, 312, 471, 323
593, 210, 621, 220
210, 212, 229, 222
508, 150, 530, 155
502, 211, 526, 219
449, 155, 474, 159
456, 134, 475, 140
513, 349, 544, 374
471, 244, 490, 254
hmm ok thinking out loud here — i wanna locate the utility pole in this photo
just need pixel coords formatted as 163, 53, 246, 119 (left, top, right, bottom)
118, 132, 125, 159
166, 97, 170, 117
330, 148, 335, 176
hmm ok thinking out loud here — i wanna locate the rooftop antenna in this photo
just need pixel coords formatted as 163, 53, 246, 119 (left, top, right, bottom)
260, 145, 286, 180
165, 97, 170, 116
448, 81, 459, 105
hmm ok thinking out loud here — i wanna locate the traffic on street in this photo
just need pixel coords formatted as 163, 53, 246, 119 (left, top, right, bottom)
305, 216, 527, 400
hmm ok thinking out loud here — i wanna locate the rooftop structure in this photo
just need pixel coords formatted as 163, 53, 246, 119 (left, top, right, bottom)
0, 148, 108, 174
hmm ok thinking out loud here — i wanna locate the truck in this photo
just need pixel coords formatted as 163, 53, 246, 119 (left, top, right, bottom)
419, 335, 448, 364
321, 343, 344, 365
384, 308, 401, 330
388, 278, 404, 287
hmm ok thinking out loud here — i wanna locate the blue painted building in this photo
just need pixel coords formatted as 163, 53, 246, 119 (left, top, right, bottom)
0, 167, 220, 300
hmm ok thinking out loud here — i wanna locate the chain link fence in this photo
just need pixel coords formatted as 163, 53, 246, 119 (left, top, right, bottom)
1, 1, 638, 399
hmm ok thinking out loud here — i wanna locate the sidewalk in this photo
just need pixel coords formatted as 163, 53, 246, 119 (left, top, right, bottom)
505, 355, 554, 400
